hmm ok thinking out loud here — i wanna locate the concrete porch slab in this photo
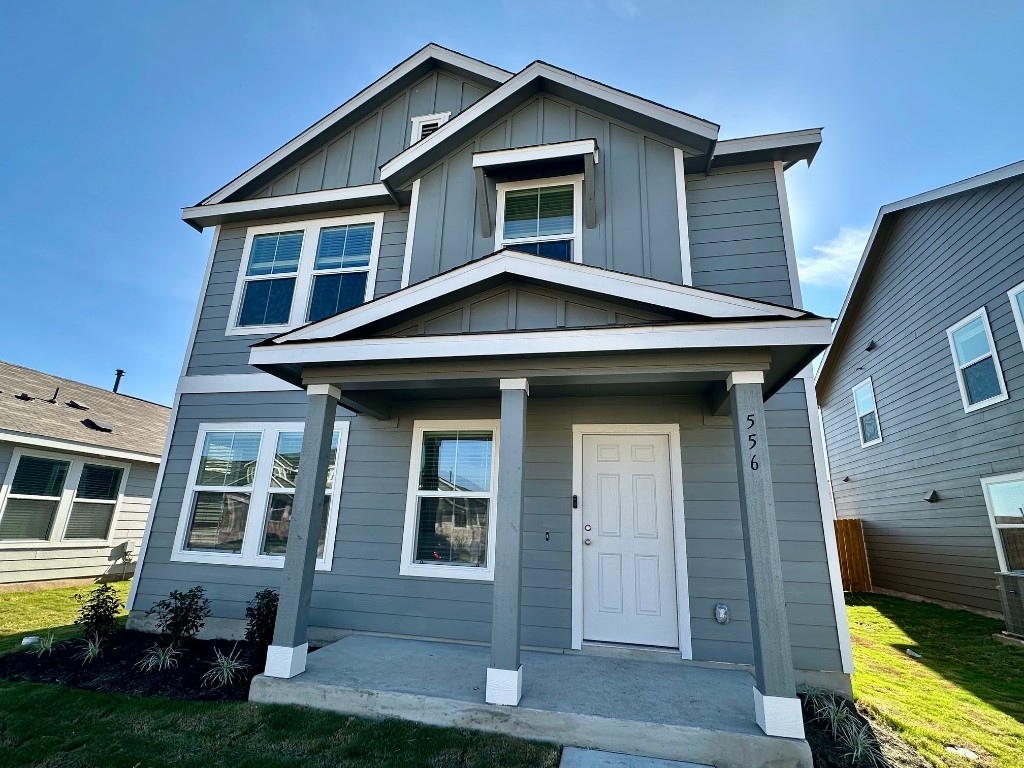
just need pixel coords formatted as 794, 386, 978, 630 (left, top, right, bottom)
560, 746, 711, 767
249, 635, 811, 768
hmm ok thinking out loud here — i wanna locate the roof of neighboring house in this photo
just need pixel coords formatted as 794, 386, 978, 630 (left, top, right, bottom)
815, 159, 1024, 395
0, 361, 170, 461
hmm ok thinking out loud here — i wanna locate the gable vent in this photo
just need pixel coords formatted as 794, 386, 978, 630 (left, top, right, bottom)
418, 121, 442, 140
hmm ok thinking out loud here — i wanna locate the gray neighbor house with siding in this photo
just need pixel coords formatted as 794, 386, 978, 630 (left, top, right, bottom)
127, 45, 851, 756
0, 361, 168, 585
816, 161, 1024, 632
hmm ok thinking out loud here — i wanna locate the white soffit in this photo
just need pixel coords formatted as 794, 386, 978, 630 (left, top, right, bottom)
268, 250, 806, 344
472, 139, 598, 169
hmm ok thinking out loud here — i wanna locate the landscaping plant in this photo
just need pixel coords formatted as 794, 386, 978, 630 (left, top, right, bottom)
76, 634, 104, 665
146, 586, 211, 644
202, 644, 248, 688
31, 633, 57, 658
73, 583, 123, 639
244, 589, 279, 648
136, 643, 180, 672
838, 719, 887, 768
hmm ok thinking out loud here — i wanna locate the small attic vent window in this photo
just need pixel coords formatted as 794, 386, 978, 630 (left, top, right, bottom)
67, 400, 89, 410
410, 111, 451, 143
83, 418, 113, 433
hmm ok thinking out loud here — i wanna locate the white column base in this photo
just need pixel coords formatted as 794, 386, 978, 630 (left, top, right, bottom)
485, 665, 523, 706
753, 687, 805, 739
264, 643, 308, 678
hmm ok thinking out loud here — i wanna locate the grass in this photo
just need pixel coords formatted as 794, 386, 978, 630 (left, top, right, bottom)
0, 582, 560, 768
846, 593, 1024, 768
0, 582, 130, 656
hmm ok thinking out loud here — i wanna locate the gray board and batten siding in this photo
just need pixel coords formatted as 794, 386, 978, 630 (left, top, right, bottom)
132, 385, 843, 673
819, 175, 1024, 614
0, 444, 158, 584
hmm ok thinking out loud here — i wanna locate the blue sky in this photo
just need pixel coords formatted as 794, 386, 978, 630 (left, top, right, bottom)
2, 2, 1022, 405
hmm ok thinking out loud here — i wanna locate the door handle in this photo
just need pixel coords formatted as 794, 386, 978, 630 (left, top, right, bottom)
584, 538, 592, 545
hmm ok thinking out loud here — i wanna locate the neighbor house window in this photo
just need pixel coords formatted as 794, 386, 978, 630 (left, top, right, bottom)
852, 378, 882, 448
980, 472, 1024, 573
1008, 280, 1024, 346
173, 422, 349, 569
400, 421, 499, 581
946, 308, 1008, 412
495, 175, 582, 263
228, 214, 383, 335
0, 451, 127, 544
410, 111, 450, 143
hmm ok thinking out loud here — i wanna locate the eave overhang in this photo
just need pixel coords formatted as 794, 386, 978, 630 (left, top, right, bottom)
683, 128, 823, 175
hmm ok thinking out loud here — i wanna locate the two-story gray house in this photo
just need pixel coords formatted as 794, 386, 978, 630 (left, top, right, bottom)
816, 161, 1024, 632
128, 45, 850, 750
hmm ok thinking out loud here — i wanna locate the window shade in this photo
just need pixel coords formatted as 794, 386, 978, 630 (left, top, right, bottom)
503, 185, 573, 240
10, 456, 69, 497
77, 465, 122, 500
418, 431, 493, 492
247, 232, 303, 276
197, 432, 262, 487
64, 502, 116, 540
270, 432, 339, 488
315, 224, 374, 270
0, 498, 59, 540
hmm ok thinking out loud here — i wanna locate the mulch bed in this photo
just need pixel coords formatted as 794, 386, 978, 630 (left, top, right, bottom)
800, 692, 900, 768
0, 629, 261, 701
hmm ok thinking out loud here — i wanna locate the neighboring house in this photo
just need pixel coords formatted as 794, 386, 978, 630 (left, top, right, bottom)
816, 161, 1024, 627
127, 44, 851, 740
0, 361, 169, 585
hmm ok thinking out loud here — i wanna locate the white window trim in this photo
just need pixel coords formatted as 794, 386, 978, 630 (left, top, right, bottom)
399, 419, 500, 582
226, 213, 384, 337
1008, 279, 1024, 348
945, 307, 1009, 413
410, 111, 451, 143
0, 448, 129, 550
852, 377, 882, 448
170, 421, 350, 570
980, 470, 1024, 573
494, 174, 584, 264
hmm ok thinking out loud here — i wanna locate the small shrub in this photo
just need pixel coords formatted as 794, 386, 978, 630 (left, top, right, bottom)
136, 643, 180, 672
202, 644, 248, 688
805, 689, 854, 738
147, 586, 211, 644
73, 583, 122, 639
244, 589, 279, 648
76, 634, 104, 665
838, 719, 888, 767
32, 633, 57, 658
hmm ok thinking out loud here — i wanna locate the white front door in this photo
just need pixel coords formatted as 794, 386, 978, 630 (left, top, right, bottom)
581, 433, 679, 647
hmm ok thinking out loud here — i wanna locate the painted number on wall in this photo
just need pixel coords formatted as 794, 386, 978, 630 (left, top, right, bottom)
746, 414, 759, 470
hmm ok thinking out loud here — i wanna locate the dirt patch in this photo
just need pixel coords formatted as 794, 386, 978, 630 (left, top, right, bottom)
0, 629, 258, 701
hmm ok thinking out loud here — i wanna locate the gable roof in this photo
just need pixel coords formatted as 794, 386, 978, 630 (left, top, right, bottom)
262, 249, 810, 346
198, 44, 512, 207
379, 60, 720, 191
0, 360, 170, 461
815, 158, 1024, 394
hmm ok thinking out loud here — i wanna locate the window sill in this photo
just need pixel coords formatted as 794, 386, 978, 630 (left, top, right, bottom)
0, 538, 116, 551
859, 438, 882, 449
170, 549, 332, 571
399, 562, 494, 582
962, 392, 1010, 414
224, 323, 292, 338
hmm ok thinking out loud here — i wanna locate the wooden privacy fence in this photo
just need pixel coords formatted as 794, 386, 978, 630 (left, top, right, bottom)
835, 518, 872, 593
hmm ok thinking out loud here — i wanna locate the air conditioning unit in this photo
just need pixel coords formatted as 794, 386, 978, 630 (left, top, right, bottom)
997, 573, 1024, 637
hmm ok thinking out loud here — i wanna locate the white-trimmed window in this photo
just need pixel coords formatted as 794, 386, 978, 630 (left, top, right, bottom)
400, 421, 499, 581
946, 308, 1009, 412
172, 422, 349, 569
495, 175, 583, 263
0, 450, 128, 546
410, 112, 450, 143
852, 378, 882, 448
980, 472, 1024, 573
228, 213, 383, 336
1008, 280, 1024, 346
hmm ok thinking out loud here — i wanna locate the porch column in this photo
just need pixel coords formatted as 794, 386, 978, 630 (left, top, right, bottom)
265, 384, 339, 678
727, 372, 804, 739
486, 377, 529, 705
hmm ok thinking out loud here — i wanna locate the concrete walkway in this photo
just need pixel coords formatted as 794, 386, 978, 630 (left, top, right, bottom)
560, 746, 710, 767
249, 635, 812, 768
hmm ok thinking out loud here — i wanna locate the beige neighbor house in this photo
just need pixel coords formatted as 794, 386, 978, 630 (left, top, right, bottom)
0, 361, 169, 586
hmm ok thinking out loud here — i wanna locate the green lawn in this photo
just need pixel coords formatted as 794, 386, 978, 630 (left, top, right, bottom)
847, 593, 1024, 768
0, 582, 559, 768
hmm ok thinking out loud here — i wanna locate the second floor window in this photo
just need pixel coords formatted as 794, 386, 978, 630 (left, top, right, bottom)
852, 377, 882, 447
946, 308, 1008, 412
495, 176, 582, 263
229, 214, 383, 335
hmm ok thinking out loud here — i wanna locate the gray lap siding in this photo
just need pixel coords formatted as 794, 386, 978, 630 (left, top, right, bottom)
132, 383, 842, 673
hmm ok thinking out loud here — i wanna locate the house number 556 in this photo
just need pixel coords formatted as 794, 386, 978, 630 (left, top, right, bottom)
746, 414, 759, 470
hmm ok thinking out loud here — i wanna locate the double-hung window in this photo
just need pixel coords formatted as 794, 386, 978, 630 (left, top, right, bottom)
495, 175, 583, 263
173, 422, 349, 569
1008, 280, 1024, 345
400, 421, 499, 581
980, 472, 1024, 573
946, 308, 1008, 412
852, 378, 882, 447
228, 214, 383, 335
0, 451, 127, 545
